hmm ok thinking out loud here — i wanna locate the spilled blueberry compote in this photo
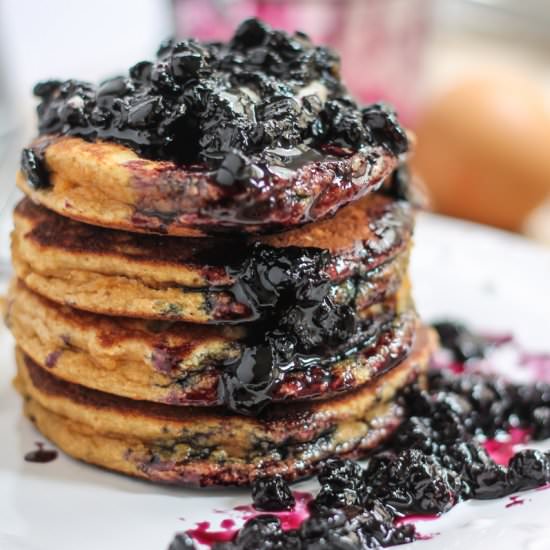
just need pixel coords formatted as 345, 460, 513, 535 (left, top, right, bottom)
252, 475, 296, 511
24, 18, 406, 192
170, 321, 550, 549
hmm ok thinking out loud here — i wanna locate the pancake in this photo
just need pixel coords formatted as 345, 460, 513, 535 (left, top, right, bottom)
18, 136, 399, 237
14, 326, 434, 486
7, 279, 416, 406
12, 194, 413, 323
20, 21, 409, 238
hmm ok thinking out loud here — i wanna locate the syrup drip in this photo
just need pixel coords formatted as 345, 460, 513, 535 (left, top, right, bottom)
24, 442, 58, 463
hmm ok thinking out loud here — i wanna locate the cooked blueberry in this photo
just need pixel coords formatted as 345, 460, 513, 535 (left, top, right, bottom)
31, 18, 408, 170
318, 460, 365, 493
252, 475, 295, 511
232, 18, 268, 48
21, 148, 50, 189
507, 450, 550, 491
432, 320, 487, 362
127, 97, 161, 127
33, 80, 61, 98
171, 52, 202, 79
97, 76, 128, 98
129, 61, 153, 81
470, 464, 510, 499
234, 515, 283, 547
362, 103, 408, 155
167, 533, 197, 549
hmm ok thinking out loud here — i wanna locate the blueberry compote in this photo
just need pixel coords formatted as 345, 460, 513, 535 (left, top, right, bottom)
219, 243, 361, 415
172, 321, 550, 549
25, 18, 406, 189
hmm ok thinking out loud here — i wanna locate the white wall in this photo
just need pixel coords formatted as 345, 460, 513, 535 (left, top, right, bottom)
0, 0, 171, 118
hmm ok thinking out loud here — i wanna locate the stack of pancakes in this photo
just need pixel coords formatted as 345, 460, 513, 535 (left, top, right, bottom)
7, 21, 435, 486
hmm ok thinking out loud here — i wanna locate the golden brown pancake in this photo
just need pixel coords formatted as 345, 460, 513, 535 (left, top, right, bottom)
14, 326, 434, 486
17, 136, 397, 237
8, 279, 416, 405
12, 194, 412, 323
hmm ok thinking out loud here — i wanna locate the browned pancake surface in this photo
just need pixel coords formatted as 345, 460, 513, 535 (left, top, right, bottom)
12, 194, 412, 322
15, 326, 434, 485
17, 136, 398, 237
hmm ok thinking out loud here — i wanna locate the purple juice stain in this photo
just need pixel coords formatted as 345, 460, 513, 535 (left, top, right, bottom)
24, 442, 58, 463
483, 428, 531, 466
185, 491, 313, 548
505, 495, 525, 508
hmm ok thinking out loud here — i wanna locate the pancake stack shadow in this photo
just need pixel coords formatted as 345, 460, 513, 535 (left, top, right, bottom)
6, 20, 435, 486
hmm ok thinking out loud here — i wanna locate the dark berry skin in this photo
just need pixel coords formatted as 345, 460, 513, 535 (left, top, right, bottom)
432, 320, 486, 362
21, 148, 50, 189
168, 533, 197, 550
361, 103, 408, 156
507, 450, 550, 491
252, 475, 295, 511
219, 244, 358, 415
470, 464, 510, 500
316, 460, 366, 508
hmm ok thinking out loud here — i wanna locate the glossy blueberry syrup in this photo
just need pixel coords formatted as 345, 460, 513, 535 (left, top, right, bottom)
24, 442, 58, 463
25, 18, 407, 190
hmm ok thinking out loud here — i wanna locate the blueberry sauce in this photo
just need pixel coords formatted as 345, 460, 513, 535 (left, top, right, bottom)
172, 321, 550, 549
218, 243, 359, 415
210, 198, 412, 414
28, 18, 407, 187
24, 442, 58, 463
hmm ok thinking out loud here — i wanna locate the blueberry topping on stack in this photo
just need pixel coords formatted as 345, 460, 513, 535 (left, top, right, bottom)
219, 244, 359, 415
32, 18, 407, 179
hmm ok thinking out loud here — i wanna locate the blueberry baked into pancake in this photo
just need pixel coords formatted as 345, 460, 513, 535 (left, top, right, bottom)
7, 279, 416, 407
12, 192, 412, 323
14, 327, 433, 486
8, 18, 433, 485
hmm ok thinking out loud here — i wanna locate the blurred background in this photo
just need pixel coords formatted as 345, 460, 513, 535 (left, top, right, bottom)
1, 0, 550, 258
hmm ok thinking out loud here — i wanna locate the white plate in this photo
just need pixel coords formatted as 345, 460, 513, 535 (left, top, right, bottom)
1, 212, 550, 550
